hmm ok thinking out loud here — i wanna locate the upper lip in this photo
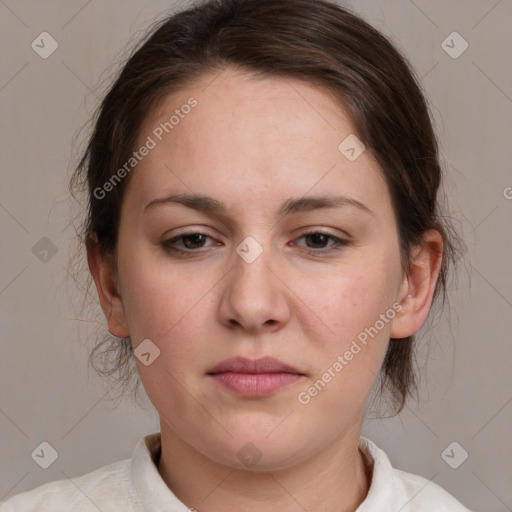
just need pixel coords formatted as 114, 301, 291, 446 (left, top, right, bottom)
207, 356, 303, 375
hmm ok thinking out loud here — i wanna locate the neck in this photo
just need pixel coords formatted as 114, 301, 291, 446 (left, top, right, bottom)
156, 422, 371, 512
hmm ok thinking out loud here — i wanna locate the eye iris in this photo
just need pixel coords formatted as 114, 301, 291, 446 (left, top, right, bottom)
183, 234, 206, 249
306, 233, 329, 248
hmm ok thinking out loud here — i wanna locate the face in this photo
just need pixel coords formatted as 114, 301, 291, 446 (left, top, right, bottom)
90, 67, 437, 471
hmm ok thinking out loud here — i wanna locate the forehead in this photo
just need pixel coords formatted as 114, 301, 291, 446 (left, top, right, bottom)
127, 67, 391, 219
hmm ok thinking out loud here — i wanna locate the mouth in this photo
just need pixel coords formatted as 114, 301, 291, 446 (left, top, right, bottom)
207, 355, 304, 375
207, 356, 305, 398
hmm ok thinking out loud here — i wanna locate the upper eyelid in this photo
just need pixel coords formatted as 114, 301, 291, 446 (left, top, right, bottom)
166, 227, 347, 240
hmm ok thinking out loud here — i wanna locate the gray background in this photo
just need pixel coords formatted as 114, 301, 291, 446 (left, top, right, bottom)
1, 1, 511, 510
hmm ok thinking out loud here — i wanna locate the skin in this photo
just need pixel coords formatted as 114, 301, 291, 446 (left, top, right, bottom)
88, 67, 443, 512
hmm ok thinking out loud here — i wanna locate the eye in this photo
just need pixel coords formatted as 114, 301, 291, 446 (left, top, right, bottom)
294, 230, 348, 253
162, 232, 217, 254
161, 229, 348, 257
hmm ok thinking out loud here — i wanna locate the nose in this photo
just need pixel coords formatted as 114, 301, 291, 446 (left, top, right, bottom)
218, 238, 291, 333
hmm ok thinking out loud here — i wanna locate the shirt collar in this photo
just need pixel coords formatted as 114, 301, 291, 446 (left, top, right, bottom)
130, 432, 403, 511
130, 432, 191, 511
356, 436, 401, 510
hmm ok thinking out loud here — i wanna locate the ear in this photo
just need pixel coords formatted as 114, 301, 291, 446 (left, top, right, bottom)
86, 234, 130, 338
390, 229, 443, 339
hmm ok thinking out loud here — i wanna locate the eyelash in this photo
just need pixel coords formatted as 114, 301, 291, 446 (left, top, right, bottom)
161, 230, 348, 257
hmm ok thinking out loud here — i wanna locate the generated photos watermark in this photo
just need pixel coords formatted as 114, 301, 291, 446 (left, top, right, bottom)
297, 302, 403, 405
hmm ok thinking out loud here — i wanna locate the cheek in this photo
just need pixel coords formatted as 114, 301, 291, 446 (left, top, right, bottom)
119, 257, 208, 406
118, 245, 193, 336
117, 253, 212, 386
298, 268, 388, 343
297, 268, 395, 391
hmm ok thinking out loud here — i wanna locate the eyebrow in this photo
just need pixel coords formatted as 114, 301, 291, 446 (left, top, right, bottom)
143, 193, 374, 217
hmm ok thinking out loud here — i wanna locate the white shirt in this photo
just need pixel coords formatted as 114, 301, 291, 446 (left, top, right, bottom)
1, 433, 472, 511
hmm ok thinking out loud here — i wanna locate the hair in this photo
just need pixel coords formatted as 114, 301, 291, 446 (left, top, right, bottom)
69, 0, 465, 415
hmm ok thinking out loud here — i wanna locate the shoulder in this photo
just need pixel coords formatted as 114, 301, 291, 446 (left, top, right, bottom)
358, 436, 472, 512
393, 467, 472, 511
0, 458, 134, 512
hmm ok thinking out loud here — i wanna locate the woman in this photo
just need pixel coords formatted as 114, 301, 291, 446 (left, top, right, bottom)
1, 0, 471, 510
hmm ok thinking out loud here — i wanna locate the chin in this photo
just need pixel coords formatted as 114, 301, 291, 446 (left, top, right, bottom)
205, 431, 311, 472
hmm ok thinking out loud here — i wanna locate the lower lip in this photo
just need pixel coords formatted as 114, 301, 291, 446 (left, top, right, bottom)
209, 372, 303, 397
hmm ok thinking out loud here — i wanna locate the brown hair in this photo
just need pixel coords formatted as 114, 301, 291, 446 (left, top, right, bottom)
70, 0, 464, 414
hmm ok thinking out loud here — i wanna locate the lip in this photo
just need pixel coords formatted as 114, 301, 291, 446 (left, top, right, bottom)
207, 356, 303, 375
207, 356, 305, 398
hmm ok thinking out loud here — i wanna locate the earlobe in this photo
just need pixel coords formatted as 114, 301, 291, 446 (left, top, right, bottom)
86, 234, 130, 338
390, 230, 443, 339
